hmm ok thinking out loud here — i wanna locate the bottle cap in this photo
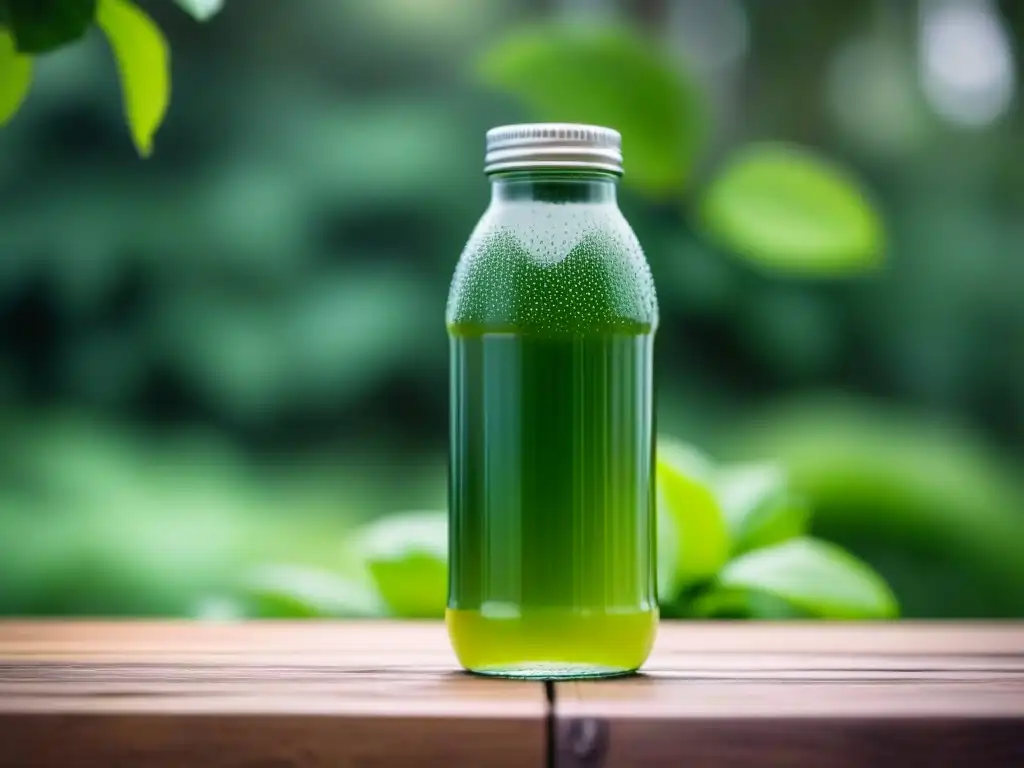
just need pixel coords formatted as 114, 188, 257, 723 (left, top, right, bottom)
484, 123, 623, 175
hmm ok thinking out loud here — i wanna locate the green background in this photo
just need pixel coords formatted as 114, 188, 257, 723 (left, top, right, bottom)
1, 0, 1023, 620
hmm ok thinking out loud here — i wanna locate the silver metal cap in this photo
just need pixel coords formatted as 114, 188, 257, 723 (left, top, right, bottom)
484, 123, 623, 175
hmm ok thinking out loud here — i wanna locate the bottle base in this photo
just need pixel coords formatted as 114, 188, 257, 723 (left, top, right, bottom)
467, 662, 637, 680
446, 606, 657, 680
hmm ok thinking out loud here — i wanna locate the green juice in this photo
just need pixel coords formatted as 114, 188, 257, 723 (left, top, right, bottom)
447, 327, 657, 676
446, 125, 658, 678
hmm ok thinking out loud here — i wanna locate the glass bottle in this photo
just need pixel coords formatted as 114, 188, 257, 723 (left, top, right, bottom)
446, 124, 659, 678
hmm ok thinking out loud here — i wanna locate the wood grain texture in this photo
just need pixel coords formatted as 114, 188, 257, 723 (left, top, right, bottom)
556, 622, 1024, 768
0, 620, 456, 663
2, 622, 1024, 767
0, 621, 545, 768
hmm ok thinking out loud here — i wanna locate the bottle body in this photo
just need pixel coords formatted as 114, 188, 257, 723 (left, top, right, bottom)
446, 172, 659, 678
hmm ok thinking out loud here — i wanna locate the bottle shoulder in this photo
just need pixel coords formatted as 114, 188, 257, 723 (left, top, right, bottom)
446, 201, 659, 333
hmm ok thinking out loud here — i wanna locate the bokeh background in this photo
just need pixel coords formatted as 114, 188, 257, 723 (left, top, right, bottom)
1, 0, 1023, 620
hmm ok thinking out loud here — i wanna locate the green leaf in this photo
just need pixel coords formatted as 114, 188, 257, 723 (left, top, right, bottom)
477, 23, 706, 197
656, 501, 679, 602
96, 0, 170, 157
717, 462, 810, 554
174, 0, 223, 22
354, 510, 447, 619
690, 588, 816, 619
715, 537, 899, 619
239, 564, 386, 619
699, 143, 884, 276
728, 396, 1024, 618
6, 0, 97, 54
657, 439, 730, 590
0, 29, 32, 125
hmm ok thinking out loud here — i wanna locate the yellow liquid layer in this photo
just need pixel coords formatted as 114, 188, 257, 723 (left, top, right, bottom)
446, 607, 658, 678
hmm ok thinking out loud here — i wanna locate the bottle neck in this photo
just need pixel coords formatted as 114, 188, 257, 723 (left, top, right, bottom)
489, 171, 619, 205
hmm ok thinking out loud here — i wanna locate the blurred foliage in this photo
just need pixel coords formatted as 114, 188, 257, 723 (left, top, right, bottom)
707, 538, 897, 620
4, 0, 97, 54
229, 565, 384, 620
174, 0, 220, 22
716, 462, 811, 556
0, 411, 444, 615
352, 510, 448, 618
479, 23, 706, 197
657, 440, 897, 620
0, 1, 1023, 620
199, 437, 897, 622
725, 396, 1024, 618
699, 143, 884, 275
655, 439, 729, 587
480, 22, 885, 278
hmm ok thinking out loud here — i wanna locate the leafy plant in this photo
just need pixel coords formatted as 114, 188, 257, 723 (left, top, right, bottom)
658, 440, 897, 619
716, 462, 811, 556
478, 23, 885, 278
726, 396, 1024, 618
349, 510, 448, 618
0, 0, 222, 155
209, 437, 898, 621
656, 439, 729, 587
707, 538, 898, 620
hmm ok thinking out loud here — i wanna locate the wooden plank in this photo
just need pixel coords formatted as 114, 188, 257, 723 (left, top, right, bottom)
5, 621, 1024, 766
555, 623, 1024, 767
0, 620, 455, 663
644, 621, 1024, 658
0, 621, 546, 768
1, 713, 546, 768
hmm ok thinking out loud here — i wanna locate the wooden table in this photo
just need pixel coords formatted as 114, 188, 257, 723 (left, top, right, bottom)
0, 622, 1022, 767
